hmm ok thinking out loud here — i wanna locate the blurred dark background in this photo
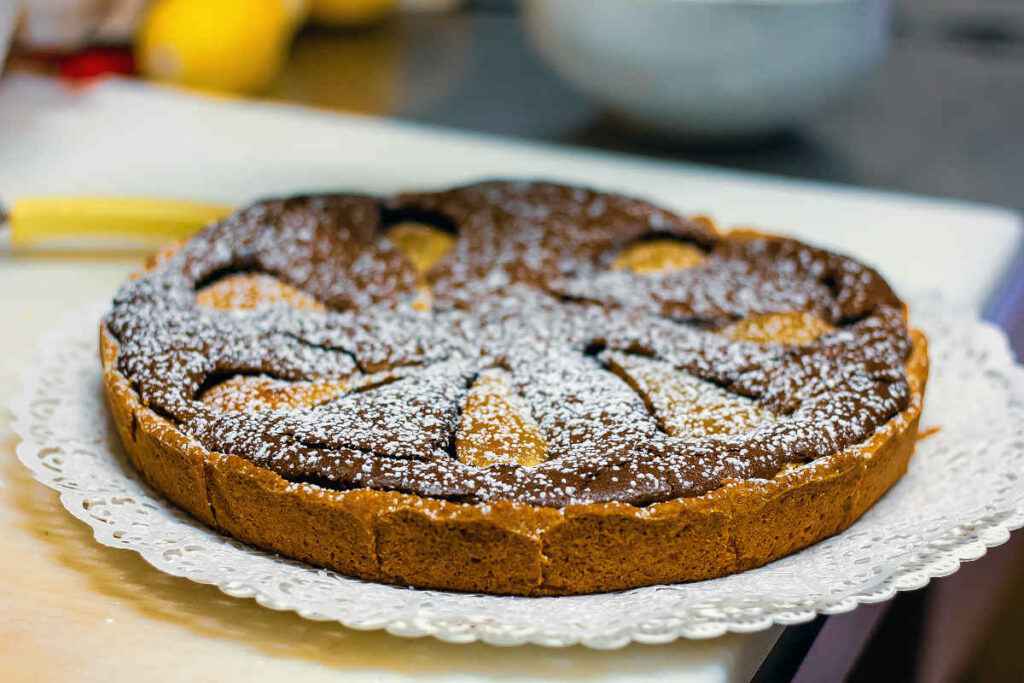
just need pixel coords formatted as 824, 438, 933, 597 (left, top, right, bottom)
277, 0, 1024, 214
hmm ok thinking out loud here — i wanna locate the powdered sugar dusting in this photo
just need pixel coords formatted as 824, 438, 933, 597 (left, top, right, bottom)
105, 181, 913, 507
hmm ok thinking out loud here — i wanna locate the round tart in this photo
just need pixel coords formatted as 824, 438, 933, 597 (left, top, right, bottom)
100, 181, 929, 596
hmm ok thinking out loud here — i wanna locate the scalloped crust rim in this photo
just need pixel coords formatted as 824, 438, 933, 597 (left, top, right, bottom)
99, 324, 928, 596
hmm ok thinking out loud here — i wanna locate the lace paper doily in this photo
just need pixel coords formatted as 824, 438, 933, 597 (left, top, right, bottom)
11, 295, 1024, 649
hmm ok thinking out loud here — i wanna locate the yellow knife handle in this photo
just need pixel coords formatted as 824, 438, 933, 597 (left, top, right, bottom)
9, 197, 234, 249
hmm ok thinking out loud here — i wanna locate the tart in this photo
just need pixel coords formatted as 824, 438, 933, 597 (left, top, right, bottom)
100, 181, 928, 596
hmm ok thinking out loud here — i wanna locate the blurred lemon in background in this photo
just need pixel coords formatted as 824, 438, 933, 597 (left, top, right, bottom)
137, 0, 295, 94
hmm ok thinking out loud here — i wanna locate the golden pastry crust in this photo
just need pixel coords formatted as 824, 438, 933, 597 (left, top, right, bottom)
100, 322, 927, 595
100, 184, 928, 596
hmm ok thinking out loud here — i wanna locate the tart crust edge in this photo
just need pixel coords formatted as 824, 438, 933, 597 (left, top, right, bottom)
99, 323, 928, 596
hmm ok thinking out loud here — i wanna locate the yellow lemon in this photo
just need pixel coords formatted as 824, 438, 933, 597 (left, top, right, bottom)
309, 0, 397, 26
137, 0, 293, 94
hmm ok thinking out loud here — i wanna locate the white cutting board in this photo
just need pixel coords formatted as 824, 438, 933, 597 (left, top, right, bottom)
0, 73, 1019, 683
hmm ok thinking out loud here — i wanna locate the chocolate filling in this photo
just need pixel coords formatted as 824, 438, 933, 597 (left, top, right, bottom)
105, 181, 911, 507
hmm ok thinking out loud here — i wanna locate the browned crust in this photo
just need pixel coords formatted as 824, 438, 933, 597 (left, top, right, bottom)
100, 324, 928, 596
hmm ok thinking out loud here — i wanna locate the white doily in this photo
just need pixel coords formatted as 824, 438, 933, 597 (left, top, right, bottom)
11, 294, 1024, 649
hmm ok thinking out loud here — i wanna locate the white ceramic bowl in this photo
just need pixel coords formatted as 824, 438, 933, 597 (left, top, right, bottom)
523, 0, 889, 140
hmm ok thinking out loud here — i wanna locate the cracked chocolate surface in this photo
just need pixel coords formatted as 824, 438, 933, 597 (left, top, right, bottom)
105, 181, 912, 506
